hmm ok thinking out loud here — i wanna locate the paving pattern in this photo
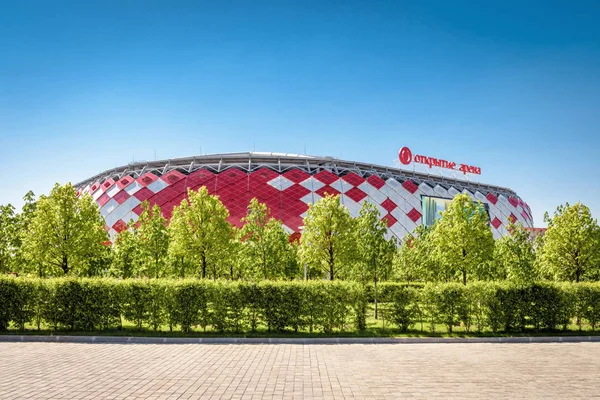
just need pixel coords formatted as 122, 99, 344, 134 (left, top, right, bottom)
1, 342, 599, 399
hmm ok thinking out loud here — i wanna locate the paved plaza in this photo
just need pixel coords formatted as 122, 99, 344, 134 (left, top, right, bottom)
1, 341, 599, 399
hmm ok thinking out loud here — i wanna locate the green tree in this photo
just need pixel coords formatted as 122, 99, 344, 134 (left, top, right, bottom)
394, 224, 436, 282
168, 187, 232, 279
0, 204, 17, 274
13, 191, 37, 272
137, 202, 169, 278
354, 201, 394, 318
20, 183, 108, 276
111, 223, 142, 278
238, 198, 297, 280
494, 221, 537, 284
430, 193, 495, 285
299, 194, 355, 280
540, 202, 600, 282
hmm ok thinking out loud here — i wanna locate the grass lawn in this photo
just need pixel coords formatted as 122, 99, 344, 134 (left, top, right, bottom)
2, 304, 599, 338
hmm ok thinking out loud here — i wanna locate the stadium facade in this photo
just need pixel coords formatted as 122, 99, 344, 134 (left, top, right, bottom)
75, 152, 534, 242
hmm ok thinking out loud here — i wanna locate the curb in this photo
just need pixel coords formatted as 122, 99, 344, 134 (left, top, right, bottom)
1, 335, 599, 345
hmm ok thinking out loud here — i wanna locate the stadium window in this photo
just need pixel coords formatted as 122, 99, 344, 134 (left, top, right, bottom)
421, 195, 490, 227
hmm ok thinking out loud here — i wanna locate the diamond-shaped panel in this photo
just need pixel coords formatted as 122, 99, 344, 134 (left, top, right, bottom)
137, 173, 159, 187
382, 213, 397, 228
251, 168, 279, 183
313, 170, 338, 185
344, 187, 367, 203
406, 207, 422, 223
381, 198, 397, 214
117, 176, 134, 189
162, 170, 186, 185
283, 169, 310, 184
402, 180, 418, 194
113, 190, 131, 205
112, 219, 128, 233
342, 172, 365, 186
97, 193, 110, 207
491, 217, 502, 229
315, 185, 340, 198
366, 175, 385, 189
508, 196, 519, 208
283, 184, 311, 200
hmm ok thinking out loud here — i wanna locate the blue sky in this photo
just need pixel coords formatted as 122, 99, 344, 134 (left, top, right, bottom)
1, 0, 599, 226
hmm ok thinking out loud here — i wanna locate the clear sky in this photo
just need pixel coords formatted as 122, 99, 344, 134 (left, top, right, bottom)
2, 0, 599, 226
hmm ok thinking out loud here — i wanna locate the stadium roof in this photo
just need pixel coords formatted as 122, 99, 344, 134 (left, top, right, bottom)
76, 152, 517, 197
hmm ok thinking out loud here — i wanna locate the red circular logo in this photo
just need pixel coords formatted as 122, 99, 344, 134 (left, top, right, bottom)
399, 147, 412, 165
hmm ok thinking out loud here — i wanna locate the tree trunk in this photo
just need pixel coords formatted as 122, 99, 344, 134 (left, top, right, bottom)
328, 244, 334, 281
462, 248, 467, 285
374, 273, 378, 320
201, 252, 207, 279
61, 254, 69, 275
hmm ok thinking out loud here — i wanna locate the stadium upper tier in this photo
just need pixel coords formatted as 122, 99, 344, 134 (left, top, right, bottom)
75, 152, 533, 241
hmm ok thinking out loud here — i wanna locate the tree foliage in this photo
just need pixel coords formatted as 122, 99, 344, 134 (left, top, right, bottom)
168, 187, 231, 279
494, 221, 537, 284
299, 194, 355, 280
430, 193, 495, 285
540, 202, 600, 282
137, 202, 169, 278
238, 198, 297, 280
20, 184, 108, 277
0, 204, 17, 274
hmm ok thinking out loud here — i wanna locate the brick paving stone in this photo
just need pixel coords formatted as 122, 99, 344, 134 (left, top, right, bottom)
0, 343, 599, 399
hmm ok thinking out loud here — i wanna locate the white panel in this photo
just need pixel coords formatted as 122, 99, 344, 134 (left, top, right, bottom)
299, 177, 325, 192
474, 191, 487, 203
106, 184, 120, 198
300, 192, 322, 205
147, 179, 169, 194
448, 186, 461, 197
125, 181, 144, 196
386, 190, 409, 213
341, 197, 362, 217
104, 197, 141, 228
108, 228, 117, 241
418, 182, 435, 196
434, 185, 450, 198
92, 189, 104, 201
360, 182, 387, 204
282, 224, 294, 234
100, 199, 118, 218
404, 218, 418, 234
267, 175, 294, 191
389, 222, 408, 241
330, 179, 353, 194
384, 178, 404, 194
374, 202, 387, 217
390, 207, 407, 227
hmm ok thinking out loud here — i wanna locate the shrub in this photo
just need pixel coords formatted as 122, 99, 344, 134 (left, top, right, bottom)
389, 286, 419, 332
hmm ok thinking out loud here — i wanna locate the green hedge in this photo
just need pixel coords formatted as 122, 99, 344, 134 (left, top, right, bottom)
1, 277, 600, 334
0, 277, 364, 334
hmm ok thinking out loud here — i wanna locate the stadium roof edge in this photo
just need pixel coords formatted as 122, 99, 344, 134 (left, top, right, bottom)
74, 152, 517, 196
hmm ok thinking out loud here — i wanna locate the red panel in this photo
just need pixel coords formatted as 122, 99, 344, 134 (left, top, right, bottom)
113, 190, 131, 205
76, 190, 81, 198
116, 175, 134, 189
191, 177, 217, 194
161, 170, 186, 185
486, 192, 498, 205
406, 208, 422, 223
217, 168, 247, 186
101, 178, 115, 191
280, 211, 303, 233
382, 213, 397, 228
283, 169, 310, 184
344, 187, 367, 203
137, 172, 159, 187
281, 193, 309, 215
402, 179, 418, 194
342, 172, 366, 186
508, 196, 519, 208
90, 182, 101, 194
283, 184, 311, 200
508, 213, 518, 223
187, 169, 215, 185
133, 187, 154, 202
315, 185, 340, 198
313, 170, 338, 185
112, 220, 128, 233
381, 198, 397, 213
97, 193, 110, 207
132, 203, 144, 216
491, 217, 502, 229
521, 210, 528, 221
366, 175, 385, 190
250, 168, 279, 183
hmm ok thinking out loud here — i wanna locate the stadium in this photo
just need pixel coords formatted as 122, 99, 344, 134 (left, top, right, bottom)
75, 151, 534, 242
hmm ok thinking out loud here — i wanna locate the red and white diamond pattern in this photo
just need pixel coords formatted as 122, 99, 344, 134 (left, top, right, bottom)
89, 167, 534, 242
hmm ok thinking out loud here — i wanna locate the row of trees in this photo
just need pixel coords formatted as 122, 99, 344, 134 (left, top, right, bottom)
1, 183, 600, 286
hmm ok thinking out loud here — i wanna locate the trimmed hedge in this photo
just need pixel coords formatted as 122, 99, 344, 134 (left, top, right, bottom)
1, 277, 600, 334
0, 278, 364, 334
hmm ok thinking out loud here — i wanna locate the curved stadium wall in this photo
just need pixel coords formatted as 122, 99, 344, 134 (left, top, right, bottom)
75, 152, 534, 242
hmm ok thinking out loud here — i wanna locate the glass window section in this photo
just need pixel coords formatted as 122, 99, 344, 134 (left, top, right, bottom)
421, 195, 490, 226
